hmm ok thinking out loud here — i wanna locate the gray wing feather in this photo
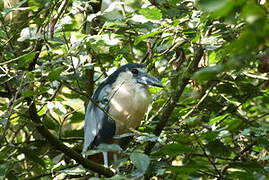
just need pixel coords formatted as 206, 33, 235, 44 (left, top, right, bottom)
83, 84, 111, 152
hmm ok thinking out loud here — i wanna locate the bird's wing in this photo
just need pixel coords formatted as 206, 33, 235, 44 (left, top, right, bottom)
83, 84, 111, 152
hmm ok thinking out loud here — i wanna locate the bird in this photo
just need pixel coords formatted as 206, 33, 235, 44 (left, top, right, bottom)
83, 63, 162, 166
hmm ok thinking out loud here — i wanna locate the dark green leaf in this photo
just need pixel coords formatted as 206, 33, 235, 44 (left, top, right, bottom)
216, 83, 239, 95
17, 52, 38, 68
155, 144, 192, 157
43, 116, 60, 130
230, 161, 264, 172
63, 129, 83, 138
206, 140, 230, 156
201, 131, 219, 141
168, 160, 209, 174
70, 111, 84, 123
18, 147, 46, 168
21, 89, 36, 97
227, 171, 255, 180
0, 162, 10, 179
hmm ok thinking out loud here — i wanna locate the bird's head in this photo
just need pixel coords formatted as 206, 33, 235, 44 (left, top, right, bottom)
112, 63, 163, 88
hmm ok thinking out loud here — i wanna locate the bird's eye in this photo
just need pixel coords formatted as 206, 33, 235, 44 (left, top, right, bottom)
131, 68, 139, 75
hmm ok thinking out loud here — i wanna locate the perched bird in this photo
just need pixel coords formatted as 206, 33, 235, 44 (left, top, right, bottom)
83, 63, 162, 166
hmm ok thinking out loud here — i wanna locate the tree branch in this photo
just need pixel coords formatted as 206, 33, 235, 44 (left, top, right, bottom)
145, 46, 204, 154
0, 91, 12, 98
26, 97, 114, 177
221, 140, 257, 175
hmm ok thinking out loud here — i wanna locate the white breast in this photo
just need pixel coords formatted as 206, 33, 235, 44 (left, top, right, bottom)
108, 73, 152, 135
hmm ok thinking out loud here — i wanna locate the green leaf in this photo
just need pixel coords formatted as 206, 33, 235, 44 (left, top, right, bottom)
84, 144, 122, 156
224, 118, 242, 132
192, 65, 225, 81
70, 111, 84, 123
182, 116, 201, 126
17, 52, 38, 68
227, 171, 254, 180
63, 129, 83, 138
216, 83, 239, 95
209, 114, 229, 125
0, 162, 10, 179
5, 170, 18, 180
18, 147, 46, 168
21, 89, 36, 97
138, 8, 162, 20
241, 2, 266, 24
199, 0, 238, 18
206, 140, 230, 156
168, 160, 209, 174
155, 144, 192, 157
201, 131, 219, 141
135, 134, 158, 143
230, 161, 264, 172
97, 144, 122, 152
199, 0, 229, 12
134, 30, 163, 45
47, 67, 65, 81
114, 133, 134, 139
37, 105, 47, 116
169, 165, 202, 174
130, 153, 150, 178
43, 116, 60, 130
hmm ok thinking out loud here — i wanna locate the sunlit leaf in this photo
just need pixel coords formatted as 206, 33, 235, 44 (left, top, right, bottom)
17, 27, 41, 41
134, 30, 163, 45
209, 114, 229, 125
138, 8, 162, 20
47, 67, 65, 81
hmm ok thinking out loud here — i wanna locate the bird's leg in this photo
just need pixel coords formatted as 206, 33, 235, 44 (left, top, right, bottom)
112, 153, 120, 173
113, 153, 118, 162
102, 152, 109, 167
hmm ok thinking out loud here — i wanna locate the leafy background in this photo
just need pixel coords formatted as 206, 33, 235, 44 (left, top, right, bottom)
0, 0, 269, 179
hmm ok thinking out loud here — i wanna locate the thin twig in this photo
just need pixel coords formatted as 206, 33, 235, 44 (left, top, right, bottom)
243, 72, 269, 80
62, 33, 82, 92
1, 72, 25, 143
181, 86, 213, 120
221, 140, 257, 175
196, 139, 223, 179
144, 45, 204, 155
26, 98, 114, 177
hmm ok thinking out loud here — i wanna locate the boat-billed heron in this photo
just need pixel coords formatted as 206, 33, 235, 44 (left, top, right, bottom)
83, 63, 162, 166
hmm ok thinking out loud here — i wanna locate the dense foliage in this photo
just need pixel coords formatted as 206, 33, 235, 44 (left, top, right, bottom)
1, 0, 269, 179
